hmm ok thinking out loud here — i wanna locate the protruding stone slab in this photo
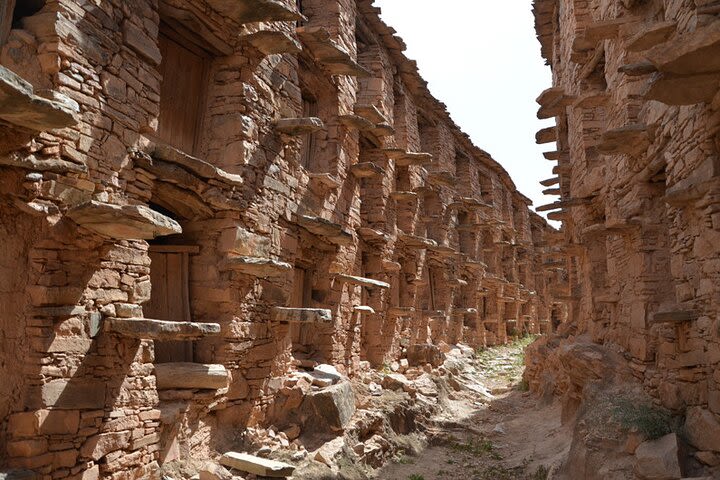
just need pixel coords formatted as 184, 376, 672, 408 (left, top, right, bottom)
350, 162, 385, 178
0, 65, 79, 131
626, 21, 676, 52
597, 124, 652, 155
274, 117, 324, 135
535, 126, 557, 144
272, 307, 332, 323
645, 72, 720, 105
296, 215, 353, 246
335, 274, 390, 289
398, 233, 437, 249
354, 104, 388, 124
353, 305, 375, 314
308, 173, 341, 190
392, 151, 433, 167
154, 363, 228, 390
297, 27, 370, 77
105, 318, 221, 340
220, 256, 293, 277
388, 307, 416, 317
651, 310, 698, 324
338, 114, 375, 131
618, 61, 658, 76
427, 171, 455, 187
243, 30, 302, 55
220, 452, 295, 478
149, 141, 245, 187
208, 0, 305, 23
390, 191, 418, 202
67, 201, 182, 240
646, 22, 720, 75
357, 227, 390, 244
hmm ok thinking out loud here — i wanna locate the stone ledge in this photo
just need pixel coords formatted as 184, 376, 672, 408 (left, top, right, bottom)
155, 363, 228, 390
296, 215, 353, 246
220, 451, 295, 477
272, 307, 332, 323
651, 310, 699, 325
351, 162, 385, 178
219, 256, 292, 277
243, 30, 302, 55
274, 117, 325, 135
335, 274, 390, 289
207, 0, 305, 23
66, 201, 181, 240
297, 27, 370, 77
0, 65, 79, 132
105, 318, 221, 340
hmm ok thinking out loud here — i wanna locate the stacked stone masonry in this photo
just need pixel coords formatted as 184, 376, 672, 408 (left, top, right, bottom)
0, 0, 557, 478
529, 0, 720, 458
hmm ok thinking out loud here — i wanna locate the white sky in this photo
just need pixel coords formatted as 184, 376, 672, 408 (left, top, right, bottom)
375, 0, 558, 222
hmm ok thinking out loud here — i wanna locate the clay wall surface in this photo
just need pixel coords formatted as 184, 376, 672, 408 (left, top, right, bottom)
0, 0, 555, 477
530, 0, 720, 455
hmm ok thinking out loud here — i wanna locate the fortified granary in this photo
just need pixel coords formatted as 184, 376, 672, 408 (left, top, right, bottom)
0, 0, 560, 478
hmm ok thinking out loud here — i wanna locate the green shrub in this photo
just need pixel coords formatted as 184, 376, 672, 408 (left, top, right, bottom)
611, 398, 673, 440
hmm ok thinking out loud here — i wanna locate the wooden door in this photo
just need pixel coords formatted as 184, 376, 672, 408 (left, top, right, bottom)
157, 29, 208, 154
146, 246, 195, 363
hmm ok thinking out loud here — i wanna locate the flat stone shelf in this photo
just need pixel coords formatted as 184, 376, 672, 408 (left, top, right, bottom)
597, 124, 651, 155
398, 233, 437, 249
427, 244, 457, 257
354, 104, 389, 124
274, 117, 324, 135
422, 310, 447, 318
308, 173, 341, 189
382, 260, 402, 272
357, 227, 390, 243
207, 0, 305, 23
573, 91, 610, 109
296, 215, 353, 246
297, 27, 370, 77
543, 187, 561, 195
536, 87, 576, 119
339, 114, 375, 131
155, 362, 228, 390
351, 162, 385, 178
537, 197, 594, 212
0, 65, 79, 131
427, 171, 455, 187
220, 452, 295, 478
626, 21, 676, 52
573, 17, 636, 52
353, 305, 376, 314
390, 191, 418, 202
645, 72, 720, 106
651, 310, 699, 325
219, 256, 292, 277
618, 61, 658, 77
105, 318, 221, 340
335, 274, 390, 289
392, 151, 434, 167
388, 307, 416, 317
547, 211, 570, 222
243, 30, 302, 55
372, 122, 395, 137
272, 307, 333, 324
540, 176, 561, 187
454, 308, 478, 315
148, 140, 244, 187
67, 201, 182, 240
646, 22, 720, 76
535, 126, 557, 144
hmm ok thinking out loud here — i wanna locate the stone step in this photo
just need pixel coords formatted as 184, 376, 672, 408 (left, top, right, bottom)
105, 318, 221, 340
354, 104, 389, 124
0, 65, 78, 131
66, 201, 181, 240
338, 114, 375, 131
272, 307, 333, 324
219, 256, 292, 277
274, 117, 324, 135
220, 452, 295, 478
535, 126, 557, 144
295, 215, 353, 246
242, 30, 302, 55
207, 0, 305, 23
297, 26, 370, 77
350, 162, 385, 178
155, 363, 229, 390
334, 273, 390, 289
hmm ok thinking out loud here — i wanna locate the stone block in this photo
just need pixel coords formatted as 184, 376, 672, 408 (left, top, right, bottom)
634, 433, 682, 480
36, 409, 80, 435
301, 381, 355, 432
32, 379, 105, 410
80, 431, 131, 460
219, 452, 295, 477
685, 407, 720, 452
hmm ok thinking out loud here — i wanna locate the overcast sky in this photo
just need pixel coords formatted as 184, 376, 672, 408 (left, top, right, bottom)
375, 0, 557, 222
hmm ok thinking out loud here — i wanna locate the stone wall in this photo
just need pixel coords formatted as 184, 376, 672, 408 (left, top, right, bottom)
0, 0, 556, 477
529, 0, 720, 458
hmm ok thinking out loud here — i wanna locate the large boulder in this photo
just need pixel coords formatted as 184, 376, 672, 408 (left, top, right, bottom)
634, 433, 683, 480
300, 381, 356, 432
406, 344, 445, 367
684, 407, 720, 452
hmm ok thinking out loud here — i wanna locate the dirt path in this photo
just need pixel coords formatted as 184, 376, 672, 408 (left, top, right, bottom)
377, 340, 572, 480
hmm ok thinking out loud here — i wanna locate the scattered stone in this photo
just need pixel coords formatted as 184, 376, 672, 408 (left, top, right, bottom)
220, 452, 295, 478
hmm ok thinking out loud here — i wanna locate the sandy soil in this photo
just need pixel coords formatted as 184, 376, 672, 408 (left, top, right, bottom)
377, 341, 572, 480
